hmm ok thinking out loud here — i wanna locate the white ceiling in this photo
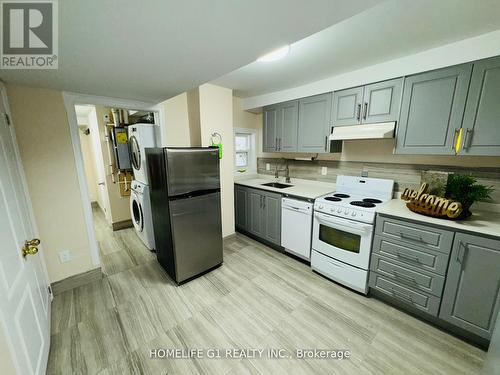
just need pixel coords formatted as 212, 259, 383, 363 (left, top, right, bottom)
213, 0, 500, 97
0, 0, 382, 103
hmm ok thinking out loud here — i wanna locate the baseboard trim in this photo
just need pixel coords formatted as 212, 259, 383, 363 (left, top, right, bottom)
51, 267, 103, 295
112, 219, 133, 231
223, 232, 237, 240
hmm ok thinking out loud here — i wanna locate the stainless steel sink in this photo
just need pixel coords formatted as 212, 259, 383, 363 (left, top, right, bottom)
261, 182, 293, 189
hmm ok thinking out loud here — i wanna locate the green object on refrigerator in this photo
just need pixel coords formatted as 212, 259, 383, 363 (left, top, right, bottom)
210, 132, 223, 159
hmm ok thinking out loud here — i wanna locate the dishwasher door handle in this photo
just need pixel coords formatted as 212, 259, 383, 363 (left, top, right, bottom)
283, 206, 309, 214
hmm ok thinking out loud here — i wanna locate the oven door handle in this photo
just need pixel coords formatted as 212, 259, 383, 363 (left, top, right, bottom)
314, 212, 371, 232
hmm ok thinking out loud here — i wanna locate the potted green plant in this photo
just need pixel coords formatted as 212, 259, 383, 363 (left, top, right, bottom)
445, 174, 494, 219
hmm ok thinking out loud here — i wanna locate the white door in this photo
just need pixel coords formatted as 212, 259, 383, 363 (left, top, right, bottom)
0, 86, 51, 375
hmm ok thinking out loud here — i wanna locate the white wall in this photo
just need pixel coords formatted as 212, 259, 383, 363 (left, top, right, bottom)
7, 85, 95, 282
160, 92, 191, 147
199, 84, 235, 237
87, 107, 111, 219
242, 29, 500, 110
78, 128, 98, 202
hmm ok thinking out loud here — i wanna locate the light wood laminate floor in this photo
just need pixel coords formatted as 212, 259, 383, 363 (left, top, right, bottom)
47, 207, 486, 374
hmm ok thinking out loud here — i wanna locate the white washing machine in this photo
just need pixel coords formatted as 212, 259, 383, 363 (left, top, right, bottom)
130, 180, 155, 250
128, 123, 157, 184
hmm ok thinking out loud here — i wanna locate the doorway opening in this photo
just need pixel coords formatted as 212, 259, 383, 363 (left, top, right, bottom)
71, 102, 159, 275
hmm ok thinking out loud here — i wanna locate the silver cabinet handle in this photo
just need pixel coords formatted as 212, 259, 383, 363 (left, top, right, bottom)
275, 137, 278, 151
278, 138, 282, 151
456, 240, 468, 269
263, 196, 266, 210
363, 102, 368, 120
452, 128, 460, 151
396, 252, 420, 263
356, 103, 361, 121
324, 135, 328, 152
462, 128, 473, 150
400, 232, 423, 242
392, 270, 416, 284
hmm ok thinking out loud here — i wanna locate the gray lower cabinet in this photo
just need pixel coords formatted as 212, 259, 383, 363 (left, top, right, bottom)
372, 214, 500, 344
262, 192, 281, 245
235, 185, 281, 246
331, 78, 402, 127
439, 233, 500, 340
460, 56, 500, 156
395, 64, 473, 155
234, 185, 248, 231
297, 93, 332, 153
249, 190, 265, 237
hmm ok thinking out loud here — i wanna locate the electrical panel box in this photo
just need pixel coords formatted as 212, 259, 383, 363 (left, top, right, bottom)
111, 127, 131, 170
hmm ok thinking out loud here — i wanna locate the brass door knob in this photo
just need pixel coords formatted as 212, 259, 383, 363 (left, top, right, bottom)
26, 238, 40, 247
22, 239, 40, 258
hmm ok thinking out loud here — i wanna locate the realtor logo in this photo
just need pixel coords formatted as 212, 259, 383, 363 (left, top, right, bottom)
1, 0, 58, 69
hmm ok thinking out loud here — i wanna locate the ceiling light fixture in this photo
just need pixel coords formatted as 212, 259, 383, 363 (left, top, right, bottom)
257, 45, 290, 62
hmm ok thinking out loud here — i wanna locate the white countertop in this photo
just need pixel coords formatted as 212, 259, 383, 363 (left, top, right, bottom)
377, 199, 500, 239
234, 174, 336, 200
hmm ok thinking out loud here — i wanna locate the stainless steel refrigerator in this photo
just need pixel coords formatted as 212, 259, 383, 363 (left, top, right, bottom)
146, 147, 223, 283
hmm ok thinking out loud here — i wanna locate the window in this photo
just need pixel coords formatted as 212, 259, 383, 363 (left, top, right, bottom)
234, 128, 256, 174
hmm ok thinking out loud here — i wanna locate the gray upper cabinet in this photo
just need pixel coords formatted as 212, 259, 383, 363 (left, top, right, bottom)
332, 86, 363, 126
363, 78, 403, 124
331, 78, 402, 127
262, 101, 298, 152
297, 93, 332, 153
234, 185, 248, 231
278, 101, 299, 152
263, 105, 278, 152
439, 233, 500, 340
395, 64, 473, 155
460, 56, 500, 156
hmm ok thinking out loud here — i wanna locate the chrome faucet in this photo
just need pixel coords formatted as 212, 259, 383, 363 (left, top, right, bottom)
274, 161, 291, 183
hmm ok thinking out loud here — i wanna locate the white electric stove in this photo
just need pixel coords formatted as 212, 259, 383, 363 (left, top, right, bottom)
311, 175, 394, 294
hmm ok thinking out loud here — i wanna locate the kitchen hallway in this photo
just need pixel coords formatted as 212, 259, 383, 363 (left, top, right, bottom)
46, 207, 485, 375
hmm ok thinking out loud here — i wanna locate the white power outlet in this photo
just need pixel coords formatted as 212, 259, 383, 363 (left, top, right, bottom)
266, 163, 271, 171
58, 250, 72, 263
321, 166, 328, 176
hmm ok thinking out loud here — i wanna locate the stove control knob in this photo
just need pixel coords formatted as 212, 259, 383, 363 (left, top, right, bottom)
337, 208, 342, 213
318, 205, 324, 210
351, 211, 357, 217
344, 209, 349, 215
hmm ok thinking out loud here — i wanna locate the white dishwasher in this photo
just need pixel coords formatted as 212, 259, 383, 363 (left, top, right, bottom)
281, 197, 313, 260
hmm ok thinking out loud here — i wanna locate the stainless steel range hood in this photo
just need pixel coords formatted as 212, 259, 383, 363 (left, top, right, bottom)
329, 122, 396, 141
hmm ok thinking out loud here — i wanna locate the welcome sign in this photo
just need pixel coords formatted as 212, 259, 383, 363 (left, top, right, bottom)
401, 183, 463, 219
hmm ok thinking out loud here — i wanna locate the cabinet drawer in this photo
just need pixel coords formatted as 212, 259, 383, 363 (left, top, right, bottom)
376, 215, 453, 254
369, 272, 440, 316
372, 235, 449, 275
370, 254, 445, 297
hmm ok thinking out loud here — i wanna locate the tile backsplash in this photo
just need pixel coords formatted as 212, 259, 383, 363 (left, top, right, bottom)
257, 157, 500, 203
